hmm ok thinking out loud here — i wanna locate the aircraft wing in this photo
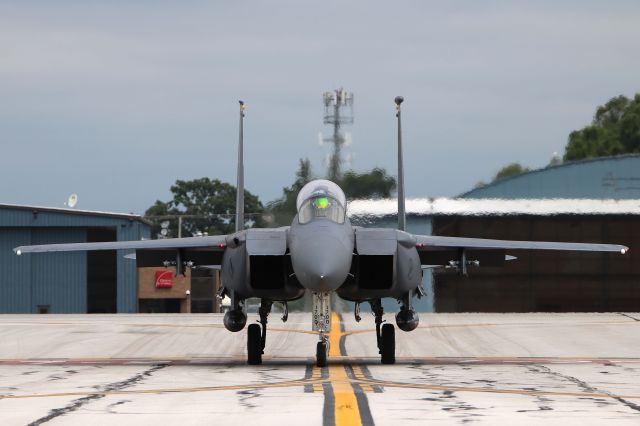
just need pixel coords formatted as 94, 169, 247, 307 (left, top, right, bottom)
413, 234, 628, 270
14, 235, 229, 255
415, 235, 628, 254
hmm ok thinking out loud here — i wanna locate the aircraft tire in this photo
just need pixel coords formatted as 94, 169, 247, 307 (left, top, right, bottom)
380, 323, 396, 364
316, 341, 328, 367
247, 323, 262, 365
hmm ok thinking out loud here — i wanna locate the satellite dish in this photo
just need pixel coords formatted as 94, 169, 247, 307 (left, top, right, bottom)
67, 194, 78, 208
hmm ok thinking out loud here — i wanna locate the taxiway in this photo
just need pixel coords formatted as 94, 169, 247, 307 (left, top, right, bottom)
0, 312, 639, 425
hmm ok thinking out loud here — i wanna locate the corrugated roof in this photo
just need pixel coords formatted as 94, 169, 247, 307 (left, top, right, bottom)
459, 154, 640, 198
348, 198, 640, 217
0, 203, 148, 223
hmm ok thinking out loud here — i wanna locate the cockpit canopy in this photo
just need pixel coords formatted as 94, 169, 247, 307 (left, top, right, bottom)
296, 180, 347, 225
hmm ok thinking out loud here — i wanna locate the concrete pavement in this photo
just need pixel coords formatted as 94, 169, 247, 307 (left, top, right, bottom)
0, 312, 639, 425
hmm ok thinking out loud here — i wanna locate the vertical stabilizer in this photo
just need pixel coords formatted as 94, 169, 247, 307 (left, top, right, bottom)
395, 96, 406, 231
235, 100, 245, 232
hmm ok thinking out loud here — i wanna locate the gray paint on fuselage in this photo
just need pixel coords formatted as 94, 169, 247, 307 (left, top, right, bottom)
288, 214, 354, 293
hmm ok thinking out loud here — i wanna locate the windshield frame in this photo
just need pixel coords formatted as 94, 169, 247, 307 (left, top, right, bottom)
297, 194, 346, 225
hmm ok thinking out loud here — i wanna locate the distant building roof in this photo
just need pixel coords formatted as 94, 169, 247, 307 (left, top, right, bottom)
460, 154, 640, 199
348, 198, 640, 218
0, 203, 148, 224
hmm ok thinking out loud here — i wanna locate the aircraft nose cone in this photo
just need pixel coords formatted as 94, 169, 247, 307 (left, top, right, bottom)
290, 235, 352, 293
300, 255, 344, 292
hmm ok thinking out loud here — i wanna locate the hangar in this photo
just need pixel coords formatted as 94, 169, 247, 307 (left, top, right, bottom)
0, 204, 150, 313
349, 198, 639, 313
349, 155, 640, 313
1, 204, 222, 314
461, 154, 640, 199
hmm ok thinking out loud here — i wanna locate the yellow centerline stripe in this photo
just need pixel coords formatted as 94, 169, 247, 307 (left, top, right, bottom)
328, 312, 362, 426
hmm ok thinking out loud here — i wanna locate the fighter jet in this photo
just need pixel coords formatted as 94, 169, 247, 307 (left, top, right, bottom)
14, 97, 629, 367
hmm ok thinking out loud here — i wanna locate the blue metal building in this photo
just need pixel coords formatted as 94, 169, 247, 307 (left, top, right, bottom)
460, 154, 640, 199
0, 204, 150, 313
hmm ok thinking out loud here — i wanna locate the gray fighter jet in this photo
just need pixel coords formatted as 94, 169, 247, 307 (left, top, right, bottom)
14, 97, 629, 367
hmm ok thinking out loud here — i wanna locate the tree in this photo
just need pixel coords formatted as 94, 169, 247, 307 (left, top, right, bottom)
493, 163, 530, 182
267, 158, 313, 226
144, 177, 264, 238
267, 161, 397, 225
337, 168, 396, 199
564, 94, 640, 161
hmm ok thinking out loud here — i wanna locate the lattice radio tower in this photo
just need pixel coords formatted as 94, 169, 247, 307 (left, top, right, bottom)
322, 88, 354, 181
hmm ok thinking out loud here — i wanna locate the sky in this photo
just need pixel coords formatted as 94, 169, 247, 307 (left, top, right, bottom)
1, 1, 639, 215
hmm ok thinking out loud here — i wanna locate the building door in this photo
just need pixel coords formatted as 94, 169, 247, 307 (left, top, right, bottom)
87, 228, 117, 313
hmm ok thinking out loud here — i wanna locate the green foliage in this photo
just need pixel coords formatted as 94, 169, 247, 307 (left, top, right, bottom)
267, 160, 397, 225
144, 177, 263, 238
267, 158, 313, 226
337, 168, 396, 199
564, 94, 640, 161
493, 163, 530, 182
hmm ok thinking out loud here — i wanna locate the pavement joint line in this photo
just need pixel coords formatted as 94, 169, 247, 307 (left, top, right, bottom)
357, 378, 640, 400
340, 320, 637, 336
3, 366, 639, 403
5, 375, 640, 402
2, 356, 640, 366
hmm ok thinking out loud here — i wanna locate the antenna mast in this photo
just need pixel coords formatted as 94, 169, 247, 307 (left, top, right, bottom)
322, 88, 354, 181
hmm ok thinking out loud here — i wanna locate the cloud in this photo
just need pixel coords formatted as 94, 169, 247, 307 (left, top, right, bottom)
0, 1, 639, 212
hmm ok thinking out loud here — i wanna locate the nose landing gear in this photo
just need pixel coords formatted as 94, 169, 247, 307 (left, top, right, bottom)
312, 292, 331, 367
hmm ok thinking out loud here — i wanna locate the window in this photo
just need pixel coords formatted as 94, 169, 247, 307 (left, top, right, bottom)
298, 195, 345, 224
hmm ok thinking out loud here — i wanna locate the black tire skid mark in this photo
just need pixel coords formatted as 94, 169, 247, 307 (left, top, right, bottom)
27, 364, 167, 425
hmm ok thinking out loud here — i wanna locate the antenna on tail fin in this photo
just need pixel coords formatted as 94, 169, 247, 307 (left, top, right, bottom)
395, 96, 406, 231
235, 100, 245, 232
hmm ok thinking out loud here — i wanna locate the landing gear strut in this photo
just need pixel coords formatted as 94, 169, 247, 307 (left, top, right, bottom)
247, 299, 272, 365
312, 292, 331, 367
371, 299, 395, 364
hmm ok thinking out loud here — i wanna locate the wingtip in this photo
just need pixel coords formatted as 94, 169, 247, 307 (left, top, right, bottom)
621, 246, 629, 255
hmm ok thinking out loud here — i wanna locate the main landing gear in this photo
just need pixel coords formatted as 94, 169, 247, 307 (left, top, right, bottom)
247, 299, 273, 365
246, 299, 290, 365
370, 299, 396, 364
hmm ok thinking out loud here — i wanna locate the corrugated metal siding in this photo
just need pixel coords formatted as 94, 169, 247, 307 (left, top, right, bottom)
1, 206, 150, 313
0, 229, 31, 312
117, 221, 148, 313
31, 228, 87, 313
461, 155, 640, 199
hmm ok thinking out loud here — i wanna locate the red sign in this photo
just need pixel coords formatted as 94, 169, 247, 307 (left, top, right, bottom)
155, 270, 174, 289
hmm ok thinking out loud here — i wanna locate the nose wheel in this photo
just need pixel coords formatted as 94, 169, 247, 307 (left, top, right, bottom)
316, 335, 328, 367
